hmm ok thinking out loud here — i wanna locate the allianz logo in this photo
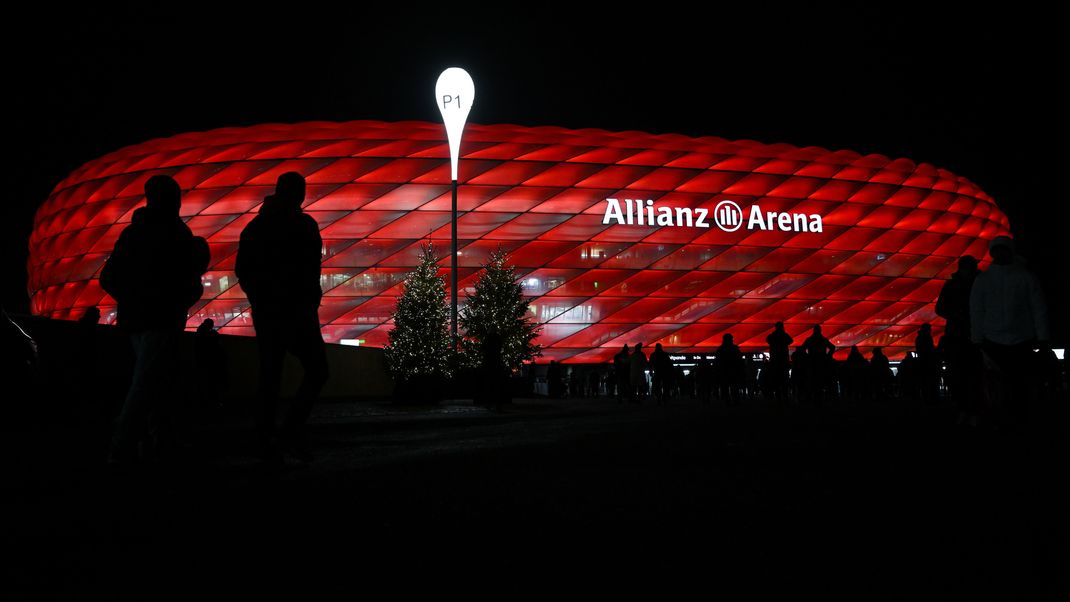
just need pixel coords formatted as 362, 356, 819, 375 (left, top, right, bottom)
602, 198, 824, 233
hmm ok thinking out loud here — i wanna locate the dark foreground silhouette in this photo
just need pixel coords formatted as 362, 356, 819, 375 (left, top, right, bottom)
236, 172, 328, 463
99, 175, 209, 466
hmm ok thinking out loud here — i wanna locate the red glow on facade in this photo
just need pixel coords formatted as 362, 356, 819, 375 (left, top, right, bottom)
28, 121, 1010, 360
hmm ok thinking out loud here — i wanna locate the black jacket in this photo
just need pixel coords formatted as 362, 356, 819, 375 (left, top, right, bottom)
100, 206, 210, 331
935, 270, 976, 342
235, 195, 323, 320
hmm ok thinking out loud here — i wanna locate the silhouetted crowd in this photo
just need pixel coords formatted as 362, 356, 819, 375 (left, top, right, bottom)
540, 236, 1063, 429
542, 330, 1063, 416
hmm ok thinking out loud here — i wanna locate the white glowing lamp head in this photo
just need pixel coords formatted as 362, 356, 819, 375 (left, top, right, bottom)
435, 67, 475, 181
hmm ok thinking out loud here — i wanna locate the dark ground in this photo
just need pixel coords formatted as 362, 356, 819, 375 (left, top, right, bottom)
3, 391, 1066, 599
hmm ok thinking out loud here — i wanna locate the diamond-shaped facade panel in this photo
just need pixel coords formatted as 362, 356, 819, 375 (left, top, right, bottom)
28, 121, 1011, 360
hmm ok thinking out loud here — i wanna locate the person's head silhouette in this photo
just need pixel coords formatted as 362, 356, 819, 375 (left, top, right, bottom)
79, 306, 101, 324
145, 175, 181, 215
989, 235, 1014, 265
958, 255, 978, 274
275, 172, 306, 209
775, 321, 785, 333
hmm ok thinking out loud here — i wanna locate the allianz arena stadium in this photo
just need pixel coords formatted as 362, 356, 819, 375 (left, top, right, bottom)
28, 121, 1010, 361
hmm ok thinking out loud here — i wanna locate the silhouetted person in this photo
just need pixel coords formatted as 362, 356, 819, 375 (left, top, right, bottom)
99, 175, 210, 467
936, 255, 982, 424
477, 331, 509, 409
547, 360, 563, 398
801, 326, 835, 403
194, 318, 228, 410
914, 323, 939, 404
613, 344, 630, 403
629, 342, 648, 402
969, 236, 1049, 428
587, 368, 602, 398
744, 354, 760, 401
236, 172, 328, 463
843, 345, 869, 402
695, 355, 713, 403
898, 352, 921, 400
715, 334, 744, 405
674, 364, 687, 399
79, 306, 101, 325
766, 322, 793, 402
649, 342, 672, 405
870, 347, 892, 401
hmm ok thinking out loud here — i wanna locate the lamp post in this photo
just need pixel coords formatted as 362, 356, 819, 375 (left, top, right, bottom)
435, 67, 474, 342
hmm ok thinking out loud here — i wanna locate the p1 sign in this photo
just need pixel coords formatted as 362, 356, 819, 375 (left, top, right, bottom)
435, 67, 475, 181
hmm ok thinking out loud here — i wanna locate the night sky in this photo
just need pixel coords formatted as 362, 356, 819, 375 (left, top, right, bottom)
7, 6, 1065, 342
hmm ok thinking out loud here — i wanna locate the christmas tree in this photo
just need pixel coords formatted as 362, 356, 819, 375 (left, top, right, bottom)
385, 243, 453, 382
460, 249, 542, 371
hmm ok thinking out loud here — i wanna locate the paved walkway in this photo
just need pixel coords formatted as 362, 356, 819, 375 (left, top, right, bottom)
3, 395, 1067, 599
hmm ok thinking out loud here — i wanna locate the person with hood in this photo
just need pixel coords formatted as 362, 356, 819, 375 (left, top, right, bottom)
100, 175, 210, 466
236, 172, 328, 463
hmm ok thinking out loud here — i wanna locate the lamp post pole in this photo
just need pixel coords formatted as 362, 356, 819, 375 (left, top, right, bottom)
436, 67, 474, 344
451, 177, 458, 339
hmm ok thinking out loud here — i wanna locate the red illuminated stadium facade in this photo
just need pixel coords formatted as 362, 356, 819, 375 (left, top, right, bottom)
28, 121, 1010, 361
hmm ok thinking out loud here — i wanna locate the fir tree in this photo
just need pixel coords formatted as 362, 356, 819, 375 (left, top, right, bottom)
385, 243, 452, 380
460, 249, 542, 371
